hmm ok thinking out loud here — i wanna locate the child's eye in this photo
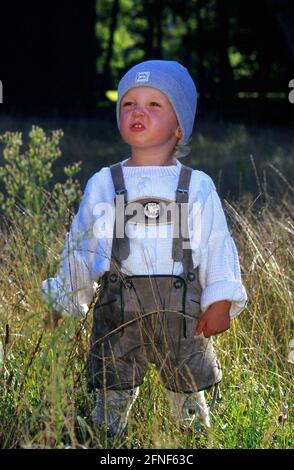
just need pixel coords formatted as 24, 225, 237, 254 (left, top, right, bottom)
150, 102, 161, 107
122, 101, 133, 107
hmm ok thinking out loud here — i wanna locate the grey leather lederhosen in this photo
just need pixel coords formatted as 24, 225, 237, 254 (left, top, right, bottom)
87, 163, 222, 393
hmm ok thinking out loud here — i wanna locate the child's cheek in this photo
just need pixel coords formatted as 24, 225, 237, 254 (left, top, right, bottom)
119, 113, 128, 130
119, 115, 131, 140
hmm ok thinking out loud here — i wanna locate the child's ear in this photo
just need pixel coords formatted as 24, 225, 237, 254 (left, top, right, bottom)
175, 126, 182, 139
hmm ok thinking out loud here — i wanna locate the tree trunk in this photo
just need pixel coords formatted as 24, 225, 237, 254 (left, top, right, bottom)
102, 0, 120, 90
215, 0, 234, 104
154, 2, 163, 58
143, 0, 155, 60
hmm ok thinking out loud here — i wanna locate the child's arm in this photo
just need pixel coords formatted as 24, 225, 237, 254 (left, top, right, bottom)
195, 300, 231, 337
192, 175, 248, 324
41, 170, 111, 320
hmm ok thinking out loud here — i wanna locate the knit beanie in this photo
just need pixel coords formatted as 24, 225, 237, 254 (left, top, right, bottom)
116, 60, 197, 145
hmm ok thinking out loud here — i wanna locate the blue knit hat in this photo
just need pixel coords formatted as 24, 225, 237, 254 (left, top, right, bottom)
116, 60, 197, 145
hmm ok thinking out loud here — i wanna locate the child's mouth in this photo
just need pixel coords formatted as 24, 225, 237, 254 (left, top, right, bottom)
130, 122, 146, 131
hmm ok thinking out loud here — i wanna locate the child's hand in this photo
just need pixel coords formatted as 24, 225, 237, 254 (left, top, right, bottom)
194, 300, 231, 338
43, 310, 62, 330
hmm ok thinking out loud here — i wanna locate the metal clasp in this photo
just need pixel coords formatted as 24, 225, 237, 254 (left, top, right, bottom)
115, 188, 127, 195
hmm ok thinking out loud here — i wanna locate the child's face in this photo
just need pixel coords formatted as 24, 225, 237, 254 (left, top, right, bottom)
119, 87, 181, 155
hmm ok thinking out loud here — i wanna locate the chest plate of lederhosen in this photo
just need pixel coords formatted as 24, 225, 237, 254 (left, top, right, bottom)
123, 196, 180, 226
100, 195, 200, 346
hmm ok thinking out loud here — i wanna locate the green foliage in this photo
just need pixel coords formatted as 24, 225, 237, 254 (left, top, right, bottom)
95, 0, 290, 102
0, 126, 82, 262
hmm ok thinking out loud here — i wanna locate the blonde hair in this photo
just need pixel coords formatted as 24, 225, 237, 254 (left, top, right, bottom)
173, 138, 192, 159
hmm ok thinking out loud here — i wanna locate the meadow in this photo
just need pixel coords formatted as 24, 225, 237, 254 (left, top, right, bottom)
0, 115, 293, 448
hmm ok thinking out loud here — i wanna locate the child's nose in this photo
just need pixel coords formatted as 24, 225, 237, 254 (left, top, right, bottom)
133, 106, 145, 117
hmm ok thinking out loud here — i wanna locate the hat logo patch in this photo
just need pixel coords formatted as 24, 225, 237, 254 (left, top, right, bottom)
136, 71, 150, 83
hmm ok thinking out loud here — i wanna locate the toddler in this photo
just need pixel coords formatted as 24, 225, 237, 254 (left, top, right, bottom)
42, 60, 248, 438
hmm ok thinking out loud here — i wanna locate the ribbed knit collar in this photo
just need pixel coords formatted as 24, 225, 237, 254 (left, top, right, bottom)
121, 157, 182, 177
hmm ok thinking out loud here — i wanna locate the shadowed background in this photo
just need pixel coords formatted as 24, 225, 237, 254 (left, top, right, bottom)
0, 0, 293, 198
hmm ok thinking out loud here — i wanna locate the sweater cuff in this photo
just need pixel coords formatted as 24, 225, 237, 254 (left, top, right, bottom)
201, 280, 248, 319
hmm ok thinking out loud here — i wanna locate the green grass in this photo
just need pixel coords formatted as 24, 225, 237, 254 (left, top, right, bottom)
0, 120, 293, 448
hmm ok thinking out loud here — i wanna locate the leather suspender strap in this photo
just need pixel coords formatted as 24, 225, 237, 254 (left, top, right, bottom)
172, 165, 194, 274
110, 163, 130, 265
110, 162, 126, 196
109, 161, 194, 275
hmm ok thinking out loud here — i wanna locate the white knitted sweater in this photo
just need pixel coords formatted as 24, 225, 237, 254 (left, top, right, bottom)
42, 158, 248, 318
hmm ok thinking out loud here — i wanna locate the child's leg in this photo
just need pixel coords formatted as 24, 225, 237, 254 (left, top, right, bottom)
92, 387, 140, 437
165, 389, 210, 428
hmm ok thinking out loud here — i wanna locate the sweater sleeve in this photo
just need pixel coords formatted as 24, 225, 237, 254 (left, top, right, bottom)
41, 172, 112, 317
197, 183, 248, 319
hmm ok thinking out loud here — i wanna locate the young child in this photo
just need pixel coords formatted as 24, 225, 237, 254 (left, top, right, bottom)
42, 60, 248, 437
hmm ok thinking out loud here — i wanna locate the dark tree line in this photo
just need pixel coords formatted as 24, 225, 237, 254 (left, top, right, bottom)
0, 0, 97, 114
0, 0, 293, 116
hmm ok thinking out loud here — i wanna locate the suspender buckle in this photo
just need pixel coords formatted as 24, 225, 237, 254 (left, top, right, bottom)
177, 188, 189, 194
115, 189, 127, 195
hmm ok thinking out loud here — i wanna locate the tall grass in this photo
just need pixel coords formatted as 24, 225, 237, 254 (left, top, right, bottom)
0, 125, 293, 449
